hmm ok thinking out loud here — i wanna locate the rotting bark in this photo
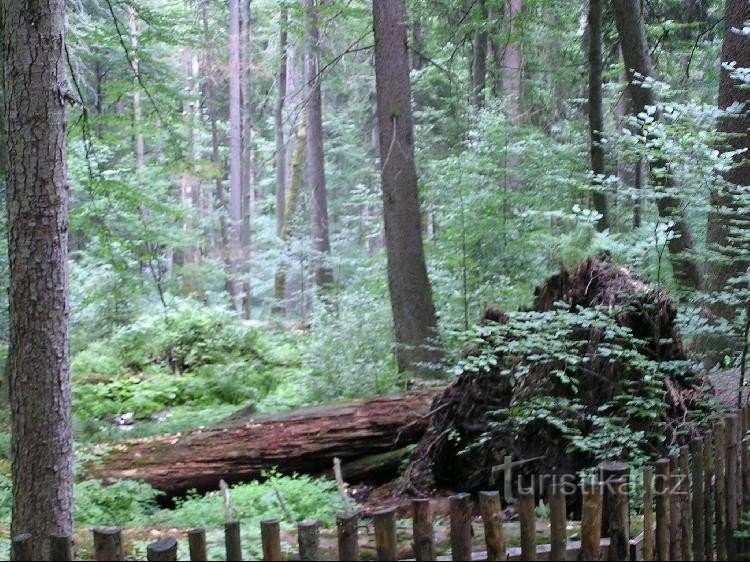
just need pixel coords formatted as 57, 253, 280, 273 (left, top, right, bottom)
400, 254, 704, 495
87, 391, 439, 495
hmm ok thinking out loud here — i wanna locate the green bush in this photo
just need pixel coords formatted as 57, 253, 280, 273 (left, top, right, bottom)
71, 300, 304, 423
155, 471, 345, 529
73, 479, 162, 526
110, 301, 265, 373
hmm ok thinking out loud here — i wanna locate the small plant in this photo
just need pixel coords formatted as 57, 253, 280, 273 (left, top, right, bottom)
73, 479, 163, 526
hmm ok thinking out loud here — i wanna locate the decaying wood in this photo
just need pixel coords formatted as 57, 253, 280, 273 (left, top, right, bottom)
87, 391, 439, 494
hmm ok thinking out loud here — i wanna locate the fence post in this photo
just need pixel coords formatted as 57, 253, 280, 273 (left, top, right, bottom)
607, 477, 629, 562
654, 458, 670, 562
519, 487, 536, 561
715, 420, 728, 562
297, 519, 320, 562
373, 508, 397, 561
642, 466, 654, 562
726, 413, 740, 561
549, 483, 567, 561
412, 499, 435, 562
690, 437, 706, 561
146, 538, 177, 562
679, 445, 693, 560
336, 513, 359, 562
742, 406, 750, 515
581, 480, 603, 561
600, 461, 629, 538
669, 453, 683, 561
93, 528, 122, 561
50, 534, 73, 562
225, 521, 242, 562
450, 493, 473, 562
704, 428, 715, 562
260, 519, 282, 562
11, 533, 32, 562
187, 528, 207, 562
479, 491, 505, 561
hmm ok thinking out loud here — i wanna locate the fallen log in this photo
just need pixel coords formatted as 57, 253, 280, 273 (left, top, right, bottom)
86, 390, 440, 495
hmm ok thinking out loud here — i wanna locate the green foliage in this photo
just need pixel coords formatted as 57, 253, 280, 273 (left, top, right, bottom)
302, 281, 403, 402
453, 305, 695, 466
71, 300, 302, 425
153, 471, 345, 529
0, 458, 10, 523
73, 479, 162, 527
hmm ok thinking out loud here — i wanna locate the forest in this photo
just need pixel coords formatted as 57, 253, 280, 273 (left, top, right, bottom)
0, 0, 749, 560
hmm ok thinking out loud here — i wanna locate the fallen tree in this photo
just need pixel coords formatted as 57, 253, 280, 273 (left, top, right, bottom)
87, 390, 440, 495
400, 254, 708, 495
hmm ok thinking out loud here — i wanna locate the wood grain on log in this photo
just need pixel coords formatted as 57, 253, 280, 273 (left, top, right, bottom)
87, 391, 440, 494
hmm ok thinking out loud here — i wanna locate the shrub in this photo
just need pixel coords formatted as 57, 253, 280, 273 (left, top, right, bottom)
73, 479, 162, 526
156, 471, 345, 529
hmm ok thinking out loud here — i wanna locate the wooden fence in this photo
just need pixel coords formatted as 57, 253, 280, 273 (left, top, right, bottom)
9, 405, 750, 561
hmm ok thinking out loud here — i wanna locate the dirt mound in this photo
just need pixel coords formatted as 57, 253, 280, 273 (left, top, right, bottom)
400, 254, 705, 495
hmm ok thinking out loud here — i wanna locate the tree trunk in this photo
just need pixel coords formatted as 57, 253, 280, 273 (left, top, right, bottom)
129, 4, 144, 169
88, 391, 439, 495
471, 0, 488, 108
587, 0, 610, 231
612, 0, 702, 290
240, 0, 254, 319
305, 0, 334, 293
228, 0, 244, 312
373, 0, 443, 373
705, 0, 750, 295
201, 0, 232, 286
411, 20, 424, 71
273, 116, 308, 307
502, 0, 522, 123
488, 3, 504, 98
1, 0, 74, 557
180, 47, 203, 298
275, 8, 288, 239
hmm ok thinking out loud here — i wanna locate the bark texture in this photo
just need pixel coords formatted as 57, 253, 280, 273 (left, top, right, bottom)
275, 8, 288, 238
373, 0, 443, 372
89, 391, 439, 495
706, 0, 750, 294
228, 0, 244, 312
1, 0, 74, 557
502, 0, 522, 123
588, 0, 610, 232
305, 0, 334, 292
240, 0, 254, 319
612, 0, 702, 290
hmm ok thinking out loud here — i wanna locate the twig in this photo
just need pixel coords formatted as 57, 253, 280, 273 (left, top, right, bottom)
273, 486, 294, 523
333, 457, 354, 512
219, 479, 234, 524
